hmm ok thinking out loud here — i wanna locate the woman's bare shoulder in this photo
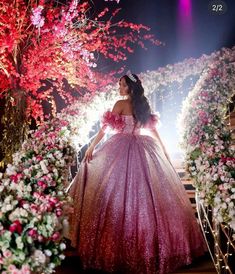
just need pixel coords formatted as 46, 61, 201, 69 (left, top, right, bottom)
112, 99, 132, 114
113, 99, 130, 108
116, 99, 128, 104
112, 100, 124, 113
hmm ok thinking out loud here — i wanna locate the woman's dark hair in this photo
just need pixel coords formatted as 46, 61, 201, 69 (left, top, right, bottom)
121, 74, 152, 125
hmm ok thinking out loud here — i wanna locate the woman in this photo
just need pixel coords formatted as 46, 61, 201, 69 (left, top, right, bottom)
68, 73, 207, 274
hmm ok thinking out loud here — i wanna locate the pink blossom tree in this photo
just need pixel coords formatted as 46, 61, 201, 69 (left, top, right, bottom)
0, 0, 161, 166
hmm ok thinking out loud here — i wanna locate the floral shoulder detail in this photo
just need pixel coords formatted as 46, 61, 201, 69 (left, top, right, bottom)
101, 111, 126, 131
144, 112, 160, 129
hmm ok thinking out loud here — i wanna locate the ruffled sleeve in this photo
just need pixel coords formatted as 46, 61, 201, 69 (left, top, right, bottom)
101, 111, 125, 132
144, 113, 160, 129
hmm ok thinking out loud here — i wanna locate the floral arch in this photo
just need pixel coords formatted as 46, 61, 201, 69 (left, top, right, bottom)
0, 46, 234, 273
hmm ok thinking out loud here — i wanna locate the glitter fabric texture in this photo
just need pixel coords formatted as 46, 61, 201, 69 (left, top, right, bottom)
68, 112, 207, 274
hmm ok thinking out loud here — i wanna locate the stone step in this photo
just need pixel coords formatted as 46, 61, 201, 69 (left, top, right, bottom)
174, 163, 196, 213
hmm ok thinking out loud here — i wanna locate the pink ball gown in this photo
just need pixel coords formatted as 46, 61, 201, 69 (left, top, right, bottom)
68, 111, 207, 274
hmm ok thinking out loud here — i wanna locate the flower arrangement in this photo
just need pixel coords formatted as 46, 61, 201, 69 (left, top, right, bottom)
178, 48, 235, 238
0, 87, 118, 273
0, 112, 78, 273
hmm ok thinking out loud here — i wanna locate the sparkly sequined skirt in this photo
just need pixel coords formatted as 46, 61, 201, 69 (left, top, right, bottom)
68, 133, 207, 274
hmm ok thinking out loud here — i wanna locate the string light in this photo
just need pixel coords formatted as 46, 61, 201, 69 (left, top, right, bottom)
196, 195, 234, 273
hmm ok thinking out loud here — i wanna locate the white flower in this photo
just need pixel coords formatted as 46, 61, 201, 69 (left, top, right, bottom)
5, 204, 13, 212
229, 220, 235, 230
33, 250, 46, 264
213, 174, 218, 181
199, 165, 205, 172
216, 214, 223, 223
23, 203, 30, 210
228, 209, 235, 217
49, 263, 56, 269
16, 236, 24, 249
23, 169, 30, 176
52, 168, 59, 177
40, 160, 49, 174
4, 195, 13, 204
220, 175, 225, 181
221, 203, 227, 209
45, 250, 52, 257
59, 243, 66, 250
59, 254, 65, 260
5, 164, 16, 176
35, 171, 43, 179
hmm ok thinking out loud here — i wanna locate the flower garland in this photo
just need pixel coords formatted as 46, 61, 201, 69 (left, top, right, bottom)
0, 88, 117, 273
1, 46, 235, 272
0, 112, 78, 273
178, 50, 235, 238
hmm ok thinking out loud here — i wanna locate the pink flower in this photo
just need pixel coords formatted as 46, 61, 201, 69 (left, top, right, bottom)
31, 6, 45, 28
198, 110, 208, 125
9, 220, 23, 234
189, 135, 199, 145
33, 192, 41, 199
49, 197, 58, 206
30, 204, 38, 212
3, 250, 12, 258
36, 155, 43, 161
38, 235, 43, 242
21, 265, 30, 274
8, 264, 16, 271
50, 180, 56, 186
19, 199, 27, 207
56, 208, 62, 217
60, 120, 69, 126
28, 229, 38, 238
38, 180, 47, 189
11, 270, 21, 274
51, 231, 61, 241
10, 173, 23, 183
218, 185, 225, 191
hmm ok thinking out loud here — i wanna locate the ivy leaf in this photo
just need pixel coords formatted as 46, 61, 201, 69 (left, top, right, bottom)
190, 148, 201, 160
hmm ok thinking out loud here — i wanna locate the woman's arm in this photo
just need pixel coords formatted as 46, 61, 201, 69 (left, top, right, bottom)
150, 128, 171, 162
84, 101, 123, 162
84, 128, 105, 162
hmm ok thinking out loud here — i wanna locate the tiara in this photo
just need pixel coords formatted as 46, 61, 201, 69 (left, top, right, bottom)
126, 70, 137, 82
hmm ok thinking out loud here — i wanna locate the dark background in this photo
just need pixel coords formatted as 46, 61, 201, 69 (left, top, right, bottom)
95, 0, 235, 72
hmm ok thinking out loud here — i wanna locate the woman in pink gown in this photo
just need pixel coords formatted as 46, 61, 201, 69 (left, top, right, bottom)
68, 73, 207, 274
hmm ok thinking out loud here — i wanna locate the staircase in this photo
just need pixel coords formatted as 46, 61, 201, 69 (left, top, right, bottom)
176, 164, 196, 214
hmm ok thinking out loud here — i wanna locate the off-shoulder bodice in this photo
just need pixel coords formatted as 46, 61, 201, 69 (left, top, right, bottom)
101, 111, 159, 135
120, 115, 141, 134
